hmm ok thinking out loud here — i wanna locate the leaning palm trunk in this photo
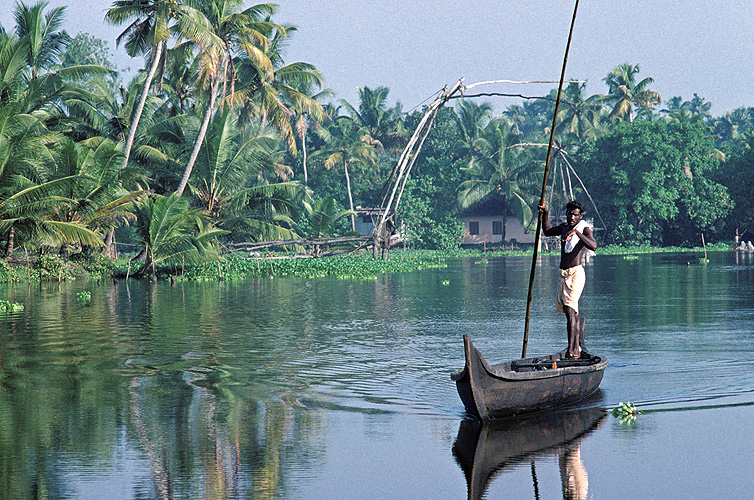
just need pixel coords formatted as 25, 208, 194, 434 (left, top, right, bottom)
4, 226, 15, 260
121, 41, 164, 170
176, 76, 220, 196
344, 158, 355, 231
104, 228, 117, 261
302, 128, 308, 184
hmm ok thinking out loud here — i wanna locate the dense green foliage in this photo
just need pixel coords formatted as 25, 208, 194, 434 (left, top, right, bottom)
576, 121, 732, 245
1, 0, 753, 282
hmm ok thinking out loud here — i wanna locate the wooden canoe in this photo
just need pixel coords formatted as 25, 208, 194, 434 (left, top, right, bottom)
452, 406, 606, 500
451, 335, 607, 420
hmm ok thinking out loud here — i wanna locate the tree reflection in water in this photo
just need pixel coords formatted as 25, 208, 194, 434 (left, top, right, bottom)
126, 369, 327, 500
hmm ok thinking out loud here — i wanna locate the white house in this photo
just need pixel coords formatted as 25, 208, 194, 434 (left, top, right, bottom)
459, 198, 535, 246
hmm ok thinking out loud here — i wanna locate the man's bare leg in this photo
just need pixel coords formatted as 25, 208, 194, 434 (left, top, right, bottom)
564, 305, 581, 358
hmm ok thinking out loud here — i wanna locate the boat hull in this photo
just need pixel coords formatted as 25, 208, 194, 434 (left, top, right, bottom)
451, 335, 607, 420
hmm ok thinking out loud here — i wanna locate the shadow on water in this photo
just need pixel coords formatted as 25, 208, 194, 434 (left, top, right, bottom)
453, 406, 607, 500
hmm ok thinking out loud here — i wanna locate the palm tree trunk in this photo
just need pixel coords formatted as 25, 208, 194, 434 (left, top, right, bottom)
121, 41, 164, 170
4, 226, 15, 260
302, 126, 308, 184
104, 228, 117, 261
344, 158, 355, 231
176, 76, 219, 196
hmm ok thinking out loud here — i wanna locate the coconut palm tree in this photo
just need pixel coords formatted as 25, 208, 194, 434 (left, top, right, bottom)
105, 0, 210, 171
265, 25, 331, 182
186, 108, 309, 239
313, 114, 378, 231
602, 63, 661, 122
339, 86, 406, 153
233, 21, 326, 155
305, 196, 354, 239
454, 99, 493, 148
174, 1, 282, 196
13, 1, 69, 81
556, 81, 604, 142
289, 80, 333, 184
457, 118, 538, 227
129, 192, 226, 276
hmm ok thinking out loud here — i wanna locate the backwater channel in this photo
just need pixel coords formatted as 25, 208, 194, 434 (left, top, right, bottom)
1, 251, 753, 499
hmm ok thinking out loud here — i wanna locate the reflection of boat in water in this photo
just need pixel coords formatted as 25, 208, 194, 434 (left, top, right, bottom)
452, 406, 606, 500
451, 335, 607, 419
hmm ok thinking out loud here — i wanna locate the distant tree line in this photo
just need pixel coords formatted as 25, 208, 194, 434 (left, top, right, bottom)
2, 1, 753, 275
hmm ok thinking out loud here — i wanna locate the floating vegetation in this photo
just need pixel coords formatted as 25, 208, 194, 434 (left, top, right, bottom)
612, 401, 642, 425
0, 299, 24, 312
167, 253, 449, 281
699, 258, 710, 264
76, 291, 92, 302
622, 255, 639, 260
474, 258, 489, 265
441, 279, 450, 286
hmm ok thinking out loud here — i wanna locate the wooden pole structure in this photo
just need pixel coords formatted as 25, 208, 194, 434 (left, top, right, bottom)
522, 0, 581, 358
372, 79, 465, 259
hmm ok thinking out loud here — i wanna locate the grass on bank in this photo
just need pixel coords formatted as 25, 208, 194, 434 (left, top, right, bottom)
0, 242, 733, 284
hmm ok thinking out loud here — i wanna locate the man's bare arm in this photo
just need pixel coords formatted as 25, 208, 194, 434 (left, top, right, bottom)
572, 226, 597, 251
539, 204, 561, 236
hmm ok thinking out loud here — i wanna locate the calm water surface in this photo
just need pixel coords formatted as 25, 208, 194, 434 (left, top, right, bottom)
1, 251, 753, 499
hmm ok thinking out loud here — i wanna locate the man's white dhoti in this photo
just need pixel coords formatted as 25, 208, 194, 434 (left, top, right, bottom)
557, 265, 585, 313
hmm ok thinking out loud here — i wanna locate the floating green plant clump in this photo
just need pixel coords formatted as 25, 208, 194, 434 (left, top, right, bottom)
612, 401, 642, 424
0, 299, 24, 312
171, 253, 449, 281
76, 291, 92, 302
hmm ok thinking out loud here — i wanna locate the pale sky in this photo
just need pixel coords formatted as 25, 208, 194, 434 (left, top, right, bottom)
2, 0, 752, 115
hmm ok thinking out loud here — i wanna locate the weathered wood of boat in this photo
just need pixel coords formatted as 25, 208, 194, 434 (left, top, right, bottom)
451, 335, 607, 420
452, 407, 606, 500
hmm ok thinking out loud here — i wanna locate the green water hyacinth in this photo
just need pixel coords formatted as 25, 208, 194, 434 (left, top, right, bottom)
76, 291, 92, 302
612, 401, 642, 424
0, 300, 24, 312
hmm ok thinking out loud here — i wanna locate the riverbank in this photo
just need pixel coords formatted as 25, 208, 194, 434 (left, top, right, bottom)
0, 243, 731, 284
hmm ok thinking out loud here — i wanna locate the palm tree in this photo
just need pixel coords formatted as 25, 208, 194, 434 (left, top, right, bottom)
602, 63, 661, 122
289, 80, 333, 184
0, 175, 105, 257
0, 26, 61, 257
688, 93, 713, 121
105, 0, 204, 171
130, 192, 226, 276
339, 86, 406, 153
45, 136, 150, 257
182, 108, 310, 242
714, 108, 752, 144
13, 1, 69, 81
266, 25, 331, 183
174, 1, 281, 196
556, 81, 604, 141
313, 114, 378, 231
457, 118, 538, 227
306, 196, 354, 239
233, 21, 326, 155
454, 99, 493, 147
160, 42, 199, 116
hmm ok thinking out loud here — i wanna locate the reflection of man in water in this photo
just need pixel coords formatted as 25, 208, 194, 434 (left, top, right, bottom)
559, 442, 588, 500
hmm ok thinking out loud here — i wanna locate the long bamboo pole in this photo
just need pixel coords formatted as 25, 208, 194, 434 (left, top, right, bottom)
522, 0, 581, 358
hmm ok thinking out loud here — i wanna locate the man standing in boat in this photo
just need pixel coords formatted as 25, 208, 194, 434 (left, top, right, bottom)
538, 201, 597, 359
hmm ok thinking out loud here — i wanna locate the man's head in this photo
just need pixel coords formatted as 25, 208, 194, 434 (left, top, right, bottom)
565, 200, 585, 228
